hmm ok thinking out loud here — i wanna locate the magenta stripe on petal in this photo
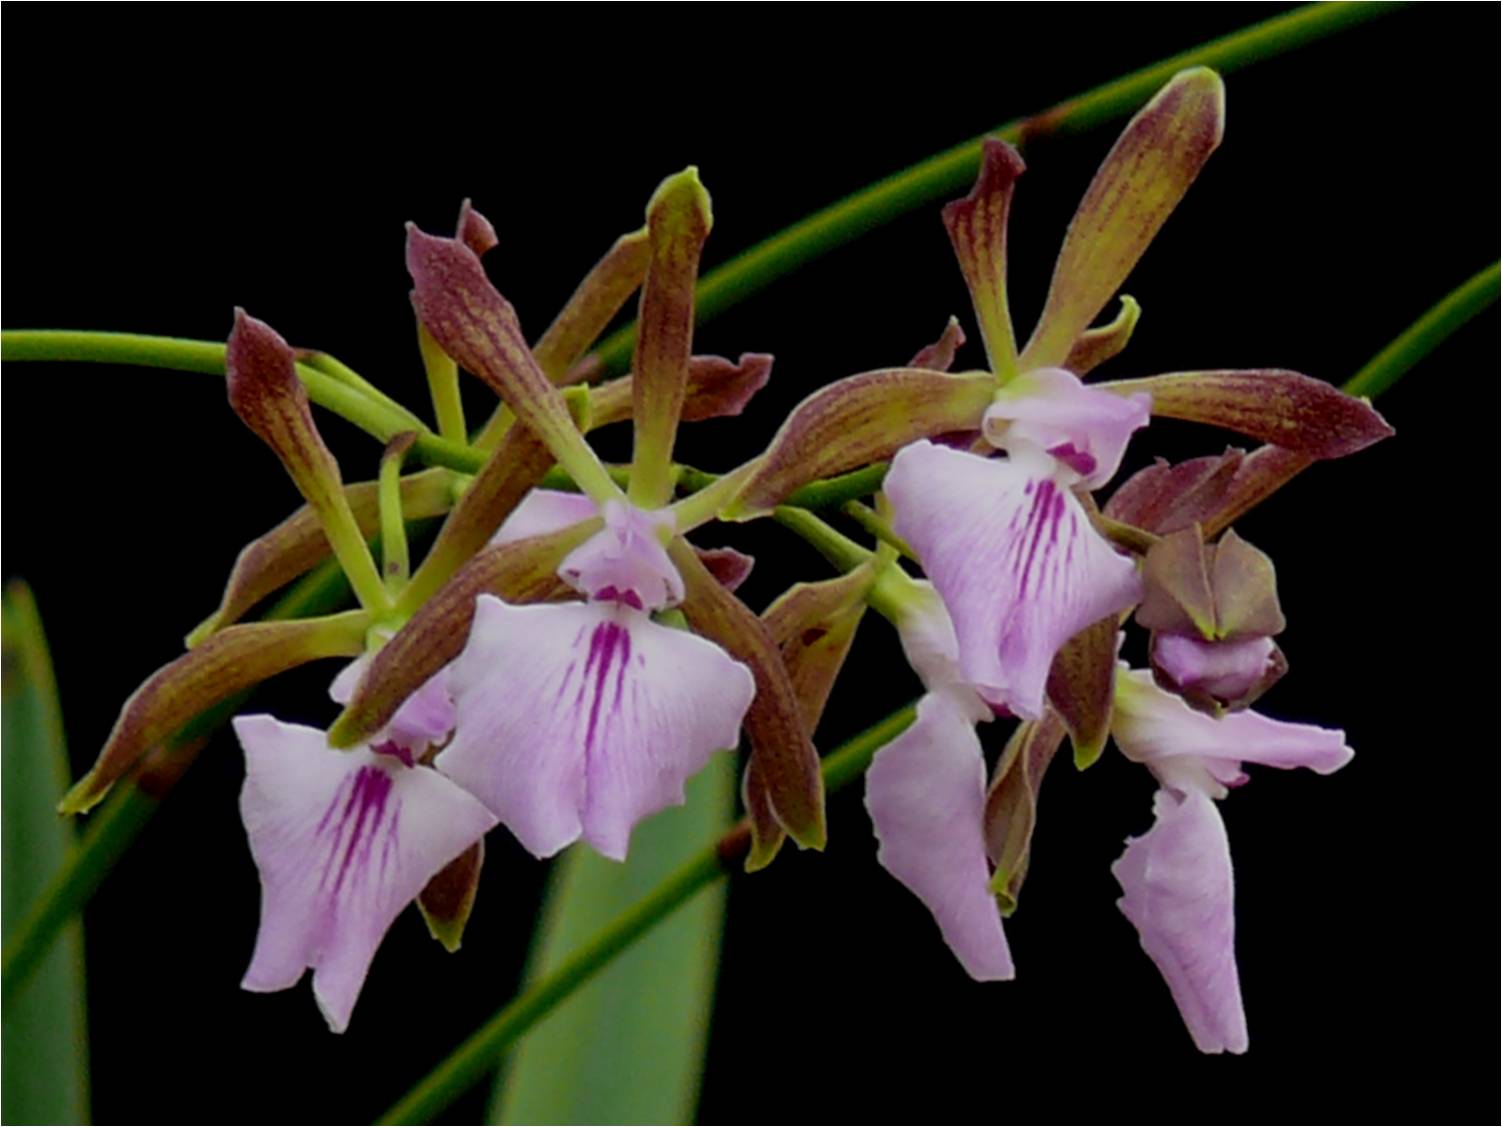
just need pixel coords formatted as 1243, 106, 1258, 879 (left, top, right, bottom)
437, 597, 754, 861
235, 716, 495, 1032
887, 441, 1142, 720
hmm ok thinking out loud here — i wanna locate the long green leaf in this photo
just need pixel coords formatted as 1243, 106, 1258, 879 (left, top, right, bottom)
491, 754, 734, 1125
2, 583, 89, 1124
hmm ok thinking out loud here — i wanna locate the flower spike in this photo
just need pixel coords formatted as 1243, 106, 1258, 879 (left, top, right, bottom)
1022, 68, 1225, 369
630, 168, 713, 508
942, 139, 1025, 378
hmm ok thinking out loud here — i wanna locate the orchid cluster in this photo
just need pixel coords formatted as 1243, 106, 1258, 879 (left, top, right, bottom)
58, 68, 1392, 1051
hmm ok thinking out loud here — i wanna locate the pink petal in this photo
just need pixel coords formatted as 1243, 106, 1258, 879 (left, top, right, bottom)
1151, 633, 1276, 702
235, 716, 496, 1033
982, 367, 1150, 489
886, 441, 1143, 720
557, 500, 682, 611
1113, 787, 1247, 1054
490, 488, 599, 546
865, 692, 1013, 981
329, 655, 455, 756
436, 597, 754, 861
1113, 667, 1353, 795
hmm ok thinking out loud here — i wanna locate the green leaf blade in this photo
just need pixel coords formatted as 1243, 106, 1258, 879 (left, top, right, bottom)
491, 753, 733, 1125
2, 582, 90, 1124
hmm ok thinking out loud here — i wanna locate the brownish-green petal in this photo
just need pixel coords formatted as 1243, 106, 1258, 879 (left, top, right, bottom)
1045, 615, 1119, 769
725, 369, 995, 519
629, 169, 713, 507
405, 227, 617, 500
456, 199, 499, 257
1210, 528, 1285, 638
532, 229, 651, 383
60, 611, 369, 814
1103, 448, 1246, 534
669, 539, 826, 853
740, 757, 785, 873
1063, 295, 1140, 376
226, 310, 389, 611
1099, 369, 1394, 457
1136, 526, 1217, 638
1021, 68, 1225, 369
327, 522, 596, 748
1200, 446, 1314, 537
984, 709, 1067, 914
418, 840, 484, 953
942, 139, 1024, 377
763, 565, 876, 732
694, 546, 755, 593
187, 468, 454, 645
588, 353, 772, 429
910, 316, 967, 372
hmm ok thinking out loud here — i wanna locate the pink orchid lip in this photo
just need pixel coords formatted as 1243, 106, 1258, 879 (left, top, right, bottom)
234, 716, 495, 1033
436, 596, 755, 862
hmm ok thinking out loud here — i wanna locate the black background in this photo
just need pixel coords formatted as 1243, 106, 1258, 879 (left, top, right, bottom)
4, 5, 1498, 1124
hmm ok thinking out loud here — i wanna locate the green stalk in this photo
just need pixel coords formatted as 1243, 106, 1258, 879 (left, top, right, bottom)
1342, 262, 1499, 398
0, 560, 352, 998
590, 2, 1402, 374
0, 332, 486, 475
377, 258, 1489, 1124
376, 706, 916, 1127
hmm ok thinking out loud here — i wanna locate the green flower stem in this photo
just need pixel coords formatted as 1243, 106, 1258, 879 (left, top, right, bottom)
841, 501, 915, 561
1342, 261, 1499, 399
379, 438, 415, 593
300, 351, 428, 433
589, 2, 1401, 375
416, 322, 467, 444
376, 704, 917, 1127
0, 560, 352, 999
0, 331, 487, 475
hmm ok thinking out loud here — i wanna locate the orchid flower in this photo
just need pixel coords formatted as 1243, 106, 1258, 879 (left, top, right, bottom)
1109, 666, 1353, 1053
236, 658, 494, 1033
349, 165, 826, 864
729, 70, 1229, 722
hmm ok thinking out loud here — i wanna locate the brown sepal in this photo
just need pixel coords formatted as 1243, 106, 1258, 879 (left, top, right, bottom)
418, 840, 485, 953
670, 539, 826, 854
1045, 614, 1119, 770
984, 709, 1068, 914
